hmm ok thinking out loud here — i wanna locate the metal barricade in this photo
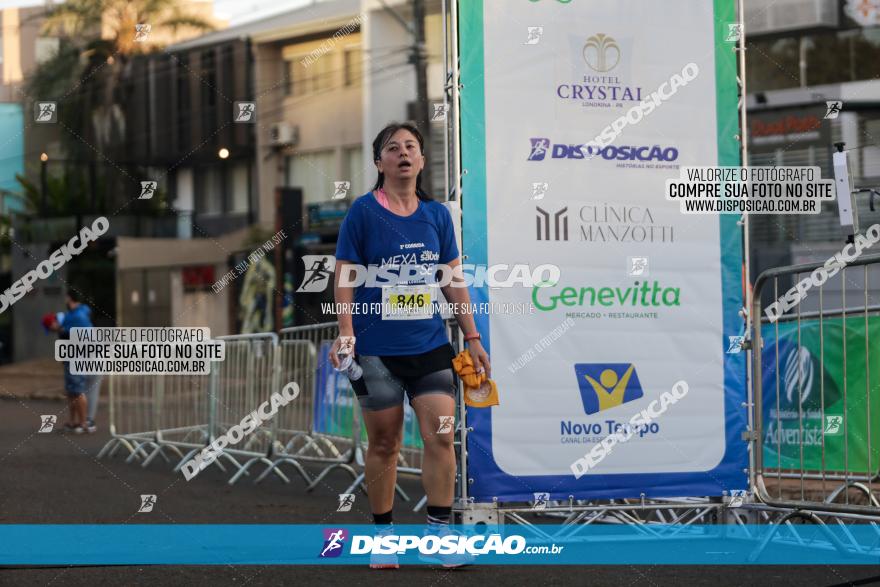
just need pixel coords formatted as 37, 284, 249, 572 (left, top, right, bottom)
98, 321, 445, 503
97, 371, 210, 467
271, 323, 382, 496
205, 333, 290, 485
751, 252, 880, 515
142, 373, 209, 468
266, 321, 452, 505
257, 323, 353, 488
96, 373, 160, 462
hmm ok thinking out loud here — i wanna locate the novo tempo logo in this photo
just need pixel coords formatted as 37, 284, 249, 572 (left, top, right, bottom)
574, 363, 644, 414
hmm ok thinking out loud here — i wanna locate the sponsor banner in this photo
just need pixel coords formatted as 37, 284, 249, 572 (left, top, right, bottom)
1, 525, 878, 565
761, 315, 880, 473
459, 0, 747, 499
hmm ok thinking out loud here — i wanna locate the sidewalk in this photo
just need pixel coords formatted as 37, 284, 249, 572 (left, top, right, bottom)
0, 358, 66, 400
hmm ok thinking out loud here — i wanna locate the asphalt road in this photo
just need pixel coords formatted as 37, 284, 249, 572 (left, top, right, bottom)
1, 398, 879, 587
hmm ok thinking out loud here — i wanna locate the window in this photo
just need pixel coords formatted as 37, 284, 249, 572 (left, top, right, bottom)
198, 167, 223, 214
201, 50, 216, 107
285, 150, 336, 205
176, 57, 191, 149
748, 30, 880, 92
231, 164, 250, 213
343, 146, 365, 194
806, 29, 880, 86
344, 47, 362, 86
285, 51, 334, 97
746, 38, 800, 91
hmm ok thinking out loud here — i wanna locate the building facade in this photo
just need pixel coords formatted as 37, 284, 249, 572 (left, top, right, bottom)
745, 0, 880, 308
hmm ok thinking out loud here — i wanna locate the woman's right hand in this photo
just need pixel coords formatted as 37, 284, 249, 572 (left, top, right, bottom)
329, 336, 354, 369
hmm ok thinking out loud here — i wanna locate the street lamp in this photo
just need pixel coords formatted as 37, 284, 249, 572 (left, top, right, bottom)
40, 152, 48, 214
218, 148, 230, 216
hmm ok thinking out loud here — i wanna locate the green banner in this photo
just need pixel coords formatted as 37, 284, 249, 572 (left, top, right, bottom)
761, 315, 880, 473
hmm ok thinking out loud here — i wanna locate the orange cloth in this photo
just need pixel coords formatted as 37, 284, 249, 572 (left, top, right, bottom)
452, 350, 499, 408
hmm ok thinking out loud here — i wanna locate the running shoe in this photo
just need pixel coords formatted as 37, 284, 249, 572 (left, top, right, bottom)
369, 526, 399, 570
85, 420, 97, 434
418, 525, 476, 568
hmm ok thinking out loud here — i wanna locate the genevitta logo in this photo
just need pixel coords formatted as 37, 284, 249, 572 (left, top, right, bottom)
527, 138, 679, 163
532, 280, 681, 310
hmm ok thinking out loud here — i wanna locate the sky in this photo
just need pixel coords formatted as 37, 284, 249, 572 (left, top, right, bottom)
0, 0, 318, 26
213, 0, 315, 25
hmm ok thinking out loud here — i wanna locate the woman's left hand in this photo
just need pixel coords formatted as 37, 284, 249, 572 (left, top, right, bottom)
467, 339, 491, 379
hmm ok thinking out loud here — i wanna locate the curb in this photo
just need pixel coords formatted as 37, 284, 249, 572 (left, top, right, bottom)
1, 390, 66, 402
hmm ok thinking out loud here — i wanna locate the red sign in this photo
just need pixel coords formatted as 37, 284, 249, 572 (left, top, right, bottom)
750, 114, 821, 138
182, 265, 215, 289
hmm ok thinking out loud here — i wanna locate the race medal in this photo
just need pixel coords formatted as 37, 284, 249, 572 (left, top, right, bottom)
465, 380, 500, 408
467, 382, 492, 403
382, 284, 433, 320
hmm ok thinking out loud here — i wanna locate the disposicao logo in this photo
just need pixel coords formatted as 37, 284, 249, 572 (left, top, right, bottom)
574, 363, 644, 414
319, 528, 348, 558
527, 138, 679, 162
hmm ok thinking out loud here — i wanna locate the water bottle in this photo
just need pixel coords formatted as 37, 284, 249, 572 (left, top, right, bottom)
335, 337, 363, 381
337, 352, 363, 381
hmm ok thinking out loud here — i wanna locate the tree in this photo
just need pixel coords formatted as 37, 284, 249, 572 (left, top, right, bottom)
26, 0, 214, 161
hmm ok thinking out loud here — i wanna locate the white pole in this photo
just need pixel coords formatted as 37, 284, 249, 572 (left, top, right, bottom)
449, 0, 468, 509
737, 0, 756, 497
442, 0, 451, 202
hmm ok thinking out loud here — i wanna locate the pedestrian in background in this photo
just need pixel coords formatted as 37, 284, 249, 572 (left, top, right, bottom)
47, 290, 97, 433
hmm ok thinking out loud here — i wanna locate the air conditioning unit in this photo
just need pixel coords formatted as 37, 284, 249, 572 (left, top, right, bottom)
269, 122, 298, 147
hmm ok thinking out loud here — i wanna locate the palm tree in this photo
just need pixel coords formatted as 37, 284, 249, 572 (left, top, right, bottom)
23, 0, 215, 204
38, 0, 214, 139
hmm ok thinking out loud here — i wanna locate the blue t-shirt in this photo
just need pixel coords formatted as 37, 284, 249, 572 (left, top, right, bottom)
335, 192, 459, 356
59, 304, 93, 340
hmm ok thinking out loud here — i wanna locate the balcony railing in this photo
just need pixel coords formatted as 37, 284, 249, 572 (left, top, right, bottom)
11, 210, 250, 243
